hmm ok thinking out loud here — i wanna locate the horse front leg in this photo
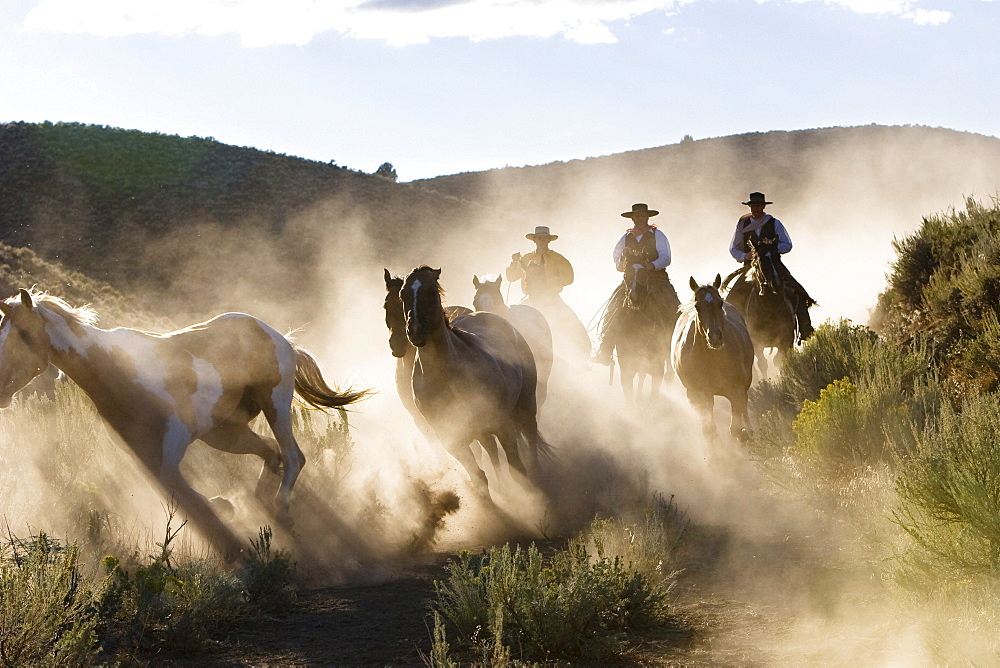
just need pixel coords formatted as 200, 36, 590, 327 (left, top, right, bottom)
443, 437, 492, 499
158, 432, 245, 560
755, 345, 769, 381
727, 391, 753, 443
687, 389, 719, 445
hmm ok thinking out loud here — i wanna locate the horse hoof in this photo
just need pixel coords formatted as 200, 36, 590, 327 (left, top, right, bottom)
209, 496, 236, 520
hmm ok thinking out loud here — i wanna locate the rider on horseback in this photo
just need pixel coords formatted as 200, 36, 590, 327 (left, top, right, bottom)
727, 192, 814, 341
593, 203, 678, 366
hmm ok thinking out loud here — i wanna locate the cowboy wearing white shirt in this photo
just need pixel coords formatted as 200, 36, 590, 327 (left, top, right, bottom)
593, 203, 678, 365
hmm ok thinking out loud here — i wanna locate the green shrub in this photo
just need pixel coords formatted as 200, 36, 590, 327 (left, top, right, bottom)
0, 534, 105, 667
750, 321, 940, 477
874, 196, 1000, 393
431, 497, 684, 663
96, 508, 243, 658
895, 393, 1000, 578
240, 526, 295, 612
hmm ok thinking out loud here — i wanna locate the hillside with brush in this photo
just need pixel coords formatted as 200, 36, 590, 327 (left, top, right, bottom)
2, 121, 999, 329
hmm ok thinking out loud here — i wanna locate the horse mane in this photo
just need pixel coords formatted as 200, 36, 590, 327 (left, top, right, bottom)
24, 290, 100, 327
411, 265, 446, 299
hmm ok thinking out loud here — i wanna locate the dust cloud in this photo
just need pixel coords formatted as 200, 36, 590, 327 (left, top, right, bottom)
1, 127, 999, 660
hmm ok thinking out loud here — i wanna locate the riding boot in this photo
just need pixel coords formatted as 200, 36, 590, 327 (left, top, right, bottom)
592, 318, 618, 365
795, 299, 814, 342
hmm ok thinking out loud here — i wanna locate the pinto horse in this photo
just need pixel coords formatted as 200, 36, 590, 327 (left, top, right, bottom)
671, 275, 754, 443
0, 289, 367, 557
472, 275, 552, 406
396, 266, 549, 499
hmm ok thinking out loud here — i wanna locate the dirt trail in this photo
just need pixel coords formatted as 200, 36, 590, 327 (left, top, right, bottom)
147, 518, 891, 666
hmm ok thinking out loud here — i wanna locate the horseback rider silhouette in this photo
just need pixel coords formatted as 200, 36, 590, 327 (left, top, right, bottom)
593, 203, 679, 366
506, 225, 591, 358
726, 192, 814, 341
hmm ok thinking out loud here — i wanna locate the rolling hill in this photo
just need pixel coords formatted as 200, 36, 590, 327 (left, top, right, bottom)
2, 122, 999, 334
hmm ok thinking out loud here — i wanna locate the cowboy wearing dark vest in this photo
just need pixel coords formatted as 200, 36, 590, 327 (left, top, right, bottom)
593, 203, 674, 366
728, 192, 814, 340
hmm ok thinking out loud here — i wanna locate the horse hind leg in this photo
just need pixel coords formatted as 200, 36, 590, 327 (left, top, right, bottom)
199, 421, 283, 506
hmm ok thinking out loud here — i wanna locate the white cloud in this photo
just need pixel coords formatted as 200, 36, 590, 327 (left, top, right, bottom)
906, 8, 953, 24
18, 0, 692, 47
15, 0, 955, 47
822, 0, 952, 24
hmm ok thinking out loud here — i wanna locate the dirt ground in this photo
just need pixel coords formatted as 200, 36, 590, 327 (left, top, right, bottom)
142, 519, 887, 666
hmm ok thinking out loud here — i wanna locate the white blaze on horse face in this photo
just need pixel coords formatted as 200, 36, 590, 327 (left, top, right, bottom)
704, 293, 713, 303
410, 278, 423, 328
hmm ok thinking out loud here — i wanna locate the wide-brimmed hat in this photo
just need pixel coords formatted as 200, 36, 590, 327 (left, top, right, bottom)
526, 225, 558, 241
621, 203, 659, 219
742, 192, 772, 206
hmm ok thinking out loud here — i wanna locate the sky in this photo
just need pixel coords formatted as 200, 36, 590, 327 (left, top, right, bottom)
0, 0, 996, 181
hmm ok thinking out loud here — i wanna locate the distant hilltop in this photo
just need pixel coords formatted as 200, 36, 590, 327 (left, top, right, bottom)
1, 121, 998, 323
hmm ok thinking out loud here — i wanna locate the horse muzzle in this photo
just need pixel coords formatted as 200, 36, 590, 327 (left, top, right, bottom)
706, 329, 725, 349
406, 322, 427, 347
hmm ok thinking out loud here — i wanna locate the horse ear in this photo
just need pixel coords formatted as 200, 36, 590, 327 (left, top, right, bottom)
473, 275, 481, 288
0, 300, 10, 317
383, 268, 392, 287
19, 289, 33, 310
492, 277, 502, 287
689, 276, 698, 292
432, 268, 442, 280
713, 274, 722, 289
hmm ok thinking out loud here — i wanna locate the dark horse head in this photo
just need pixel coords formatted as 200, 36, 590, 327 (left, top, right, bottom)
383, 269, 410, 358
623, 263, 655, 310
400, 266, 444, 348
747, 246, 782, 296
688, 274, 726, 349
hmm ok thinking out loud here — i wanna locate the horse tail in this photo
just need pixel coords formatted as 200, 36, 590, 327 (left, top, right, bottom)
292, 346, 371, 409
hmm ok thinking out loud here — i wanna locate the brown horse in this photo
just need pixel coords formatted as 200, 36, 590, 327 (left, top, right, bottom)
397, 266, 549, 498
612, 264, 680, 404
383, 269, 471, 438
0, 289, 368, 557
472, 275, 552, 406
671, 275, 754, 443
724, 248, 813, 378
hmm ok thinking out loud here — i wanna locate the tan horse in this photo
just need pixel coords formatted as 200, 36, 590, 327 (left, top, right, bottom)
0, 289, 368, 557
671, 276, 754, 443
472, 275, 552, 406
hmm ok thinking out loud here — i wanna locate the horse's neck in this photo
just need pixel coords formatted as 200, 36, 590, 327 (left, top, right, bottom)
45, 315, 145, 390
480, 296, 512, 318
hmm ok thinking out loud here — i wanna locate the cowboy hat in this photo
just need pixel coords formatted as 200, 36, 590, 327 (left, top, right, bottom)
526, 225, 558, 241
742, 192, 773, 206
621, 203, 659, 218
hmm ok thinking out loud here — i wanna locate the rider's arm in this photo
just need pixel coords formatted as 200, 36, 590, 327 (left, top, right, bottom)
652, 229, 671, 269
553, 253, 574, 287
729, 222, 748, 262
505, 253, 526, 281
772, 218, 793, 254
613, 233, 629, 272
